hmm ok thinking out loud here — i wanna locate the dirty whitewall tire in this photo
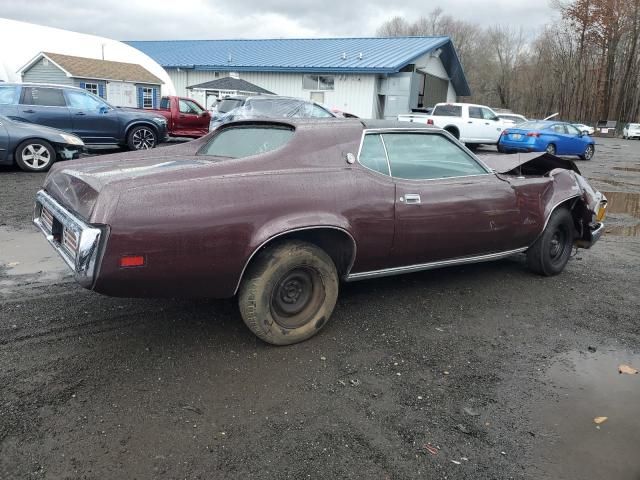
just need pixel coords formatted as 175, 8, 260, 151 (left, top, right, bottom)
238, 241, 339, 345
526, 208, 575, 276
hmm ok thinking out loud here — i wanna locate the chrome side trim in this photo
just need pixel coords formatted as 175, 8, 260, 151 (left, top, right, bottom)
233, 225, 358, 295
33, 190, 103, 288
345, 247, 527, 282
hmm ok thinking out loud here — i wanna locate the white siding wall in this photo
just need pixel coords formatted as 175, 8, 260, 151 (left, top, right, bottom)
167, 68, 378, 118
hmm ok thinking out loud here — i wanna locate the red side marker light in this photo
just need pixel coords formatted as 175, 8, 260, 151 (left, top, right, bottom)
120, 255, 145, 267
427, 119, 434, 125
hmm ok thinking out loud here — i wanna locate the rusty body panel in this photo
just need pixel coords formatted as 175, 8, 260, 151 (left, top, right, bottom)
35, 119, 605, 299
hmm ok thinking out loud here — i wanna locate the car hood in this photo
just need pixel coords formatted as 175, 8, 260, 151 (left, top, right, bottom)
480, 152, 581, 175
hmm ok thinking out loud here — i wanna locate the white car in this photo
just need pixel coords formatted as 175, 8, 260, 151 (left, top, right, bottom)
623, 123, 640, 139
574, 123, 595, 135
399, 102, 507, 146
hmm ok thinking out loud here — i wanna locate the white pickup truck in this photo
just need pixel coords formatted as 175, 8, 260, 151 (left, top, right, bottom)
398, 102, 507, 146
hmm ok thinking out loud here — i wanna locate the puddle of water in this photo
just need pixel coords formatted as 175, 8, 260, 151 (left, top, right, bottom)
612, 167, 640, 173
539, 349, 640, 480
0, 227, 69, 279
603, 191, 640, 237
594, 178, 640, 188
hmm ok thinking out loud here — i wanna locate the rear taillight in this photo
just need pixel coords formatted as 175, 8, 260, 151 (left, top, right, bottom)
526, 132, 541, 137
427, 119, 434, 125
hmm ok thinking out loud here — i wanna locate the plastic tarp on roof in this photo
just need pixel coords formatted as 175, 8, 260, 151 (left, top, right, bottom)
210, 97, 333, 128
0, 18, 175, 94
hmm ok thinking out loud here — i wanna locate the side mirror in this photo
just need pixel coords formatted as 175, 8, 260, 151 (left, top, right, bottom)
99, 105, 109, 114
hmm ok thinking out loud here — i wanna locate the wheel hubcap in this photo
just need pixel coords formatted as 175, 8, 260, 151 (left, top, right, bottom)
549, 229, 567, 262
132, 128, 155, 149
270, 267, 324, 329
21, 144, 50, 169
585, 146, 594, 159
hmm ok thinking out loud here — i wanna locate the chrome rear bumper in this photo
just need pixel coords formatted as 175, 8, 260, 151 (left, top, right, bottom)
33, 190, 104, 288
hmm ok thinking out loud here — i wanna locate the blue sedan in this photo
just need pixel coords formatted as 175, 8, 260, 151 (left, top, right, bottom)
498, 121, 595, 160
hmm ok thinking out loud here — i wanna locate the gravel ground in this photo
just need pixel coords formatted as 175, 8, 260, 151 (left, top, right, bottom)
0, 137, 639, 479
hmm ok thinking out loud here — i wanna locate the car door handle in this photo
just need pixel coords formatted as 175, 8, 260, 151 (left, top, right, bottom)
403, 193, 421, 204
75, 112, 86, 116
467, 121, 473, 123
23, 109, 35, 114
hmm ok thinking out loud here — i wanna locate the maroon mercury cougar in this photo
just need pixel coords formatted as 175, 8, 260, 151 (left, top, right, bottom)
33, 119, 607, 345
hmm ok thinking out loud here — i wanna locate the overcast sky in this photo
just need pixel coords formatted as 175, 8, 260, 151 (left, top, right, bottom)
0, 0, 557, 40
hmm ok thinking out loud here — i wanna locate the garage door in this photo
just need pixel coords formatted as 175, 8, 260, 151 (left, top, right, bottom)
106, 82, 137, 108
423, 74, 449, 107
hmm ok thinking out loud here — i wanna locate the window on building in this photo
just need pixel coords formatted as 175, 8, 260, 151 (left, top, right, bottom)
142, 87, 153, 109
302, 75, 335, 91
83, 83, 99, 95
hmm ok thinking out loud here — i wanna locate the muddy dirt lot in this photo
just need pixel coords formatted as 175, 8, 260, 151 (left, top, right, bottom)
1, 138, 639, 479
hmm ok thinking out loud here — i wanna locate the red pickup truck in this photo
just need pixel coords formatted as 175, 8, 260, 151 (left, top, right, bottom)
151, 96, 211, 138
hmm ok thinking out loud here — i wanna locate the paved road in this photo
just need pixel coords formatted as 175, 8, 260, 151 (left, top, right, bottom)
1, 138, 639, 479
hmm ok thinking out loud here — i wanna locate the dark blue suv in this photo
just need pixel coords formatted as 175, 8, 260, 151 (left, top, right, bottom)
0, 83, 168, 150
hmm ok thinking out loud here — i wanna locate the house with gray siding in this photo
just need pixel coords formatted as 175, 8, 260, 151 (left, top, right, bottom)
19, 52, 163, 109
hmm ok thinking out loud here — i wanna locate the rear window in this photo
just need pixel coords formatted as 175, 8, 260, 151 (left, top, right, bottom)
217, 98, 244, 114
0, 85, 17, 105
519, 121, 552, 130
199, 126, 294, 158
432, 105, 462, 117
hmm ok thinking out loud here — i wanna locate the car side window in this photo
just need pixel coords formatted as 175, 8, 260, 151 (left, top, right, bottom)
21, 87, 66, 107
359, 134, 390, 176
552, 124, 566, 134
179, 99, 193, 114
65, 90, 105, 111
382, 133, 487, 180
199, 126, 294, 158
468, 107, 483, 119
480, 108, 497, 120
566, 124, 581, 135
0, 86, 17, 105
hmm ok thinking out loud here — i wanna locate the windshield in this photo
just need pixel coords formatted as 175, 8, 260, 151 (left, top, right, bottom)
217, 98, 245, 114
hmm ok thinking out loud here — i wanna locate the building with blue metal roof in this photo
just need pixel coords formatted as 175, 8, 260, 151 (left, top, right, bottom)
126, 37, 470, 119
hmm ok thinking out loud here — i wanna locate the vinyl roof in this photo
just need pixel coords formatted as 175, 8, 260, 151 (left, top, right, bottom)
126, 37, 470, 95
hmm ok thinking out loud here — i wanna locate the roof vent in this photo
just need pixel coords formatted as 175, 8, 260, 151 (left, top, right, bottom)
341, 52, 347, 60
227, 53, 233, 63
358, 52, 363, 60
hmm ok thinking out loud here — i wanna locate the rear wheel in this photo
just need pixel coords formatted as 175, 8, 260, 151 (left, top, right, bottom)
580, 144, 595, 160
15, 139, 56, 172
238, 241, 339, 345
444, 127, 460, 140
527, 208, 574, 276
127, 125, 157, 150
545, 143, 557, 155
